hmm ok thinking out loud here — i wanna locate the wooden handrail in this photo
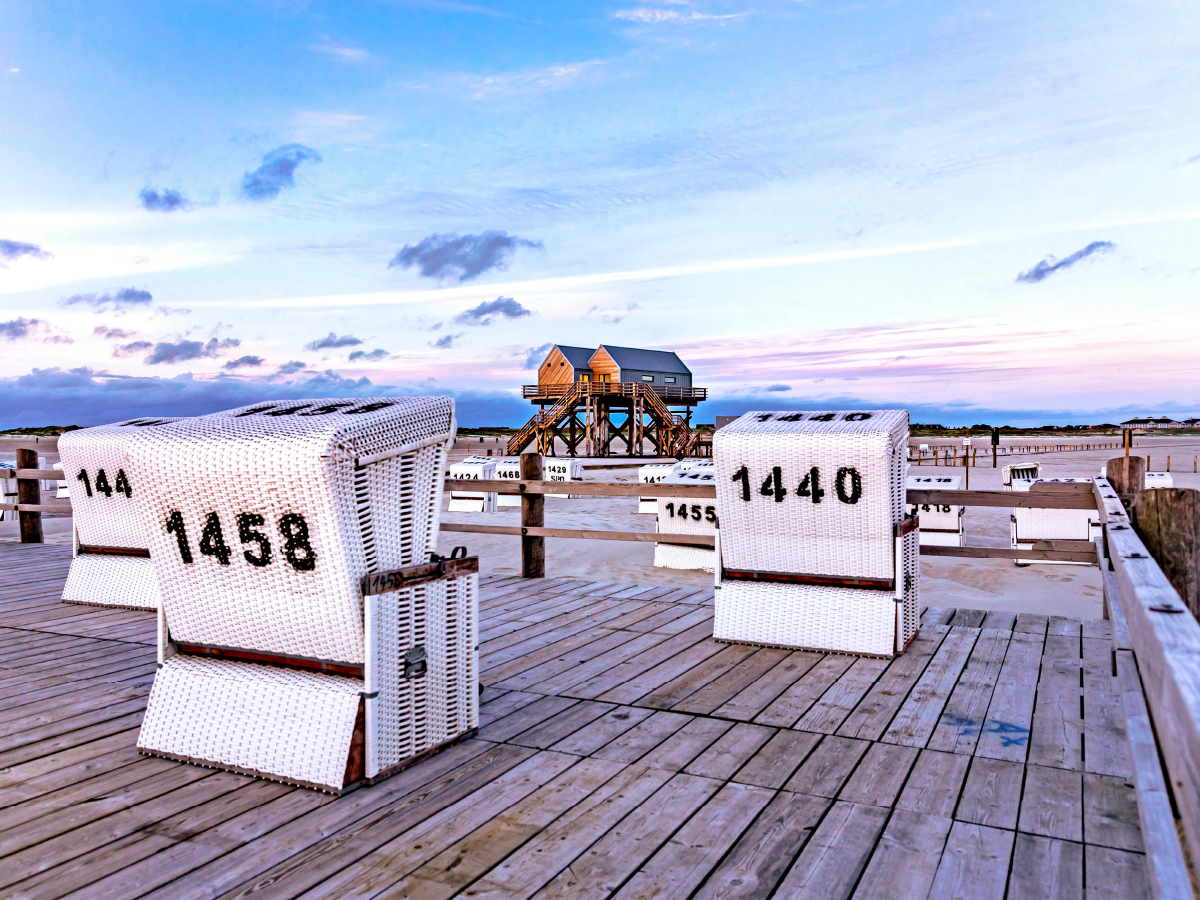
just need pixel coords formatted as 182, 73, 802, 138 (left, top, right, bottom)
0, 468, 67, 480
445, 479, 1099, 509
1093, 475, 1199, 893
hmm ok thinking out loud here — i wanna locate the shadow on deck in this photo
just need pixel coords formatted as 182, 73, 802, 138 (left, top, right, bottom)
0, 542, 1150, 899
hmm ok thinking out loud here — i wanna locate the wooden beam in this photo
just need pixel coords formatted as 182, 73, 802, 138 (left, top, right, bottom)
0, 503, 73, 513
1132, 488, 1200, 617
520, 453, 545, 578
919, 544, 1098, 563
446, 480, 1099, 509
0, 468, 67, 480
1098, 475, 1200, 871
439, 523, 715, 546
15, 448, 42, 544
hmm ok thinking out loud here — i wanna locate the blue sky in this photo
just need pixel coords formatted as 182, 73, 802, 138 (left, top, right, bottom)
2, 0, 1199, 427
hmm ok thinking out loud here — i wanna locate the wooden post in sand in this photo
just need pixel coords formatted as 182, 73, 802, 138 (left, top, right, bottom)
521, 452, 545, 578
1132, 487, 1200, 617
1107, 455, 1145, 497
15, 448, 43, 544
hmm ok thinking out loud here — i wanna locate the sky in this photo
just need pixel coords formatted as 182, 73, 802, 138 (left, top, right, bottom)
2, 0, 1199, 428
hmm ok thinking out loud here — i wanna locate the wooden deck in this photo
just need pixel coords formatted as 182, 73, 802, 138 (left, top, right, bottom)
0, 542, 1152, 899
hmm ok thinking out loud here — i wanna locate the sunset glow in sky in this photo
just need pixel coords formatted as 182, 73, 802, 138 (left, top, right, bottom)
2, 0, 1199, 426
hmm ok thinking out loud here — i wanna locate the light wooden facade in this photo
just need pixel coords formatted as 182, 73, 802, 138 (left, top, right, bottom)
519, 344, 704, 457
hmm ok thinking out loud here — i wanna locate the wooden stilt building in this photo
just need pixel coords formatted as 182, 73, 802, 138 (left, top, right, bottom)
507, 344, 708, 457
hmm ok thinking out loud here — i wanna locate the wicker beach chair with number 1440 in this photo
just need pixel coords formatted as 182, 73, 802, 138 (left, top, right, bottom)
713, 410, 918, 657
127, 397, 477, 793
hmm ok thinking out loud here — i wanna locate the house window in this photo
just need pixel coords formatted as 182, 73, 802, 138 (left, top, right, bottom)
598, 373, 610, 382
664, 376, 676, 384
580, 373, 590, 382
641, 375, 654, 382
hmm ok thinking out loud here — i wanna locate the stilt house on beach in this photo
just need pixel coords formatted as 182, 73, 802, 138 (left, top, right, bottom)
509, 344, 707, 457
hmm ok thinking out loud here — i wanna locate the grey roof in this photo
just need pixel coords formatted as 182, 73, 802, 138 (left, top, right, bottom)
596, 345, 691, 375
554, 345, 597, 370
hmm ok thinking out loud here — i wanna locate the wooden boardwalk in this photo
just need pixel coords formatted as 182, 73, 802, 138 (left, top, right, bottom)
0, 542, 1152, 899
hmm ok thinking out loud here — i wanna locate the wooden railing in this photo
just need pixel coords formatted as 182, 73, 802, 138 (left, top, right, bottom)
522, 383, 707, 401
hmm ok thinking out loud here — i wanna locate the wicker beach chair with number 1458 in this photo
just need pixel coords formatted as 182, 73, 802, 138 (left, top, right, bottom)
58, 417, 184, 610
127, 397, 477, 793
713, 410, 919, 657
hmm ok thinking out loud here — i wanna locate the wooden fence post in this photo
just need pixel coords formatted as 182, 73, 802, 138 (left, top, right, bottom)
15, 448, 43, 544
1107, 455, 1145, 497
1132, 488, 1200, 618
520, 451, 545, 578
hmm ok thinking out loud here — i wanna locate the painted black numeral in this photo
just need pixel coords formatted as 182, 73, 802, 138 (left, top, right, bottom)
732, 466, 750, 502
705, 506, 716, 523
344, 401, 395, 415
796, 466, 825, 503
279, 513, 316, 571
199, 513, 232, 565
690, 504, 701, 521
165, 511, 193, 563
760, 466, 786, 503
76, 469, 92, 497
94, 469, 113, 497
835, 467, 862, 504
114, 469, 132, 498
237, 513, 272, 567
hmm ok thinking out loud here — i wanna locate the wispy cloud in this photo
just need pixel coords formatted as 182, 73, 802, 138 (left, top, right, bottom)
348, 348, 391, 362
389, 231, 542, 282
586, 301, 639, 325
0, 317, 47, 340
145, 337, 240, 365
0, 239, 51, 266
241, 144, 322, 201
453, 296, 532, 326
614, 7, 748, 23
223, 355, 265, 370
309, 38, 371, 62
43, 335, 74, 345
1016, 241, 1115, 284
304, 332, 363, 351
764, 383, 791, 392
94, 326, 136, 340
139, 188, 189, 212
435, 61, 604, 98
430, 333, 463, 349
275, 360, 309, 376
522, 342, 554, 369
112, 340, 153, 358
61, 287, 153, 313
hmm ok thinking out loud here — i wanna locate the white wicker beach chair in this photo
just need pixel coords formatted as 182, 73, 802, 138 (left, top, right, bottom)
494, 458, 523, 507
638, 463, 680, 514
543, 458, 583, 499
448, 456, 497, 512
1010, 477, 1100, 567
713, 410, 918, 657
58, 418, 183, 610
129, 397, 477, 792
654, 468, 717, 572
905, 475, 964, 547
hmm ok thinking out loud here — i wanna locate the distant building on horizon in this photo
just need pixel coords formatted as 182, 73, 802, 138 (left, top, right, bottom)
1121, 416, 1183, 429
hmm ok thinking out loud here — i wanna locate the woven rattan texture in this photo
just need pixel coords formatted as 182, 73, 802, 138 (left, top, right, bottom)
715, 582, 893, 657
714, 528, 918, 655
714, 410, 908, 580
653, 543, 716, 573
58, 418, 183, 548
1012, 478, 1097, 541
906, 475, 962, 532
366, 572, 478, 778
137, 655, 362, 791
61, 554, 161, 610
125, 397, 454, 664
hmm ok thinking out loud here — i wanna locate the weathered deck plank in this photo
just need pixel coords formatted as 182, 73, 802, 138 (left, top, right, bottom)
0, 547, 1156, 899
